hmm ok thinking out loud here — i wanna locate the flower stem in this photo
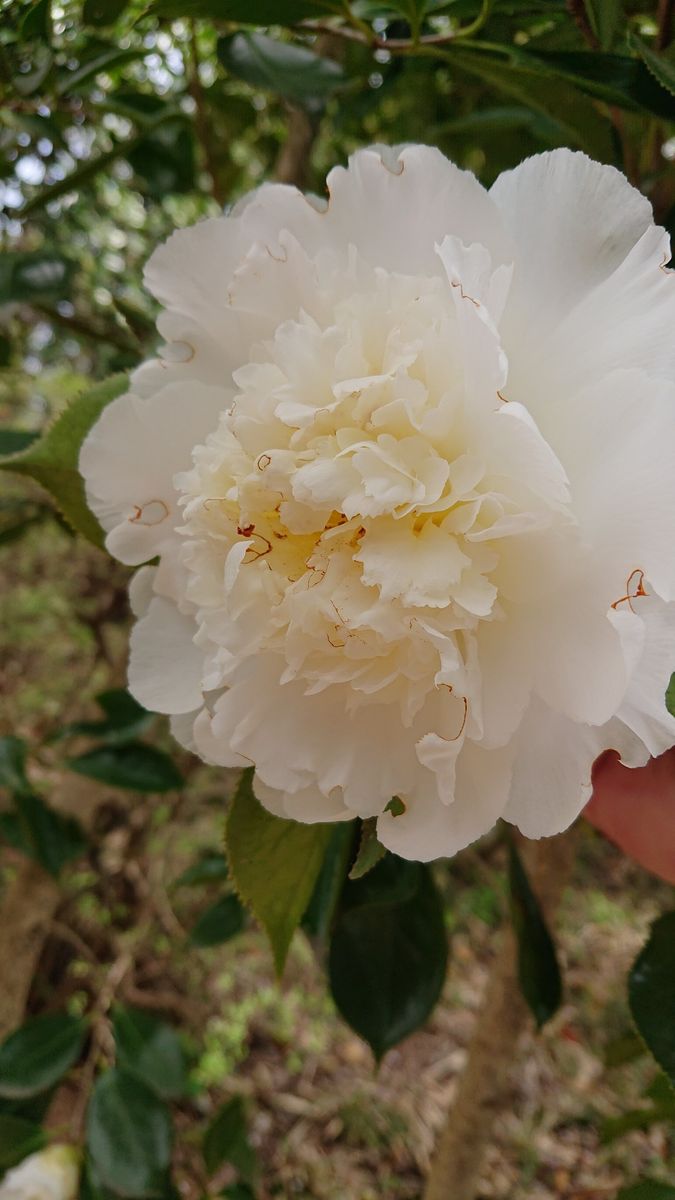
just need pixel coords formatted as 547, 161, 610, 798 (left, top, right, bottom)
423, 825, 579, 1200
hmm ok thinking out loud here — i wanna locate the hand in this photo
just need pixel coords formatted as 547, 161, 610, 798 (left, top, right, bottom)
586, 748, 675, 884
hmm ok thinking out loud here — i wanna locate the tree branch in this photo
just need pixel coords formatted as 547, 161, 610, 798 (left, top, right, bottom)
423, 825, 579, 1200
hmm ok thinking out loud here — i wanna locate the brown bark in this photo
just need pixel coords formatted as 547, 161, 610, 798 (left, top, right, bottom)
423, 826, 579, 1200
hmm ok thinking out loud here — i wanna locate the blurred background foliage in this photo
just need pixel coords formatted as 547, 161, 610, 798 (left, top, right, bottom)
2, 1, 675, 1197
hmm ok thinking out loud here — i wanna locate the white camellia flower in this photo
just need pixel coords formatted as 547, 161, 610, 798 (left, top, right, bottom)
0, 1146, 79, 1200
80, 145, 675, 861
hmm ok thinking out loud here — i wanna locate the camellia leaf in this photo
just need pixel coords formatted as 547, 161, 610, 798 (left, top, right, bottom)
217, 32, 344, 108
349, 818, 386, 880
152, 0, 340, 19
0, 375, 127, 546
112, 1007, 187, 1101
0, 431, 39, 456
83, 0, 130, 25
444, 46, 616, 162
328, 854, 448, 1061
67, 743, 183, 793
0, 1114, 46, 1171
630, 33, 675, 99
188, 895, 246, 948
508, 840, 562, 1028
302, 822, 354, 941
174, 852, 229, 889
86, 1068, 172, 1198
54, 689, 153, 746
629, 911, 675, 1088
203, 1096, 257, 1182
11, 790, 87, 877
583, 0, 623, 50
666, 673, 675, 717
0, 736, 29, 794
0, 1013, 87, 1100
225, 769, 333, 974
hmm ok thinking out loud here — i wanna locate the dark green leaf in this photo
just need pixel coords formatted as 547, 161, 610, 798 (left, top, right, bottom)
12, 790, 87, 876
0, 432, 37, 459
630, 33, 675, 99
203, 1096, 256, 1182
349, 818, 386, 880
0, 737, 29, 794
113, 1007, 187, 1101
604, 1030, 645, 1068
525, 49, 675, 120
67, 742, 183, 793
328, 855, 448, 1060
83, 0, 130, 24
0, 1114, 46, 1171
0, 375, 127, 546
666, 672, 675, 718
601, 1100, 675, 1143
152, 0, 340, 18
217, 32, 344, 108
55, 46, 144, 96
508, 841, 562, 1029
583, 0, 623, 50
225, 769, 333, 974
55, 689, 153, 745
86, 1068, 172, 1198
189, 894, 246, 948
629, 911, 675, 1088
127, 120, 196, 198
20, 0, 52, 41
302, 822, 354, 941
12, 45, 53, 97
0, 1013, 87, 1100
0, 498, 50, 547
0, 252, 74, 305
219, 1187, 256, 1200
617, 1185, 675, 1200
174, 852, 229, 889
445, 46, 616, 161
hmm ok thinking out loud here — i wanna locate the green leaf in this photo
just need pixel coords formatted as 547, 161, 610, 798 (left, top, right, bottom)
189, 895, 246, 948
20, 0, 52, 41
203, 1096, 257, 1182
54, 689, 153, 745
328, 854, 448, 1061
0, 1114, 46, 1171
445, 46, 616, 161
0, 375, 127, 546
225, 769, 333, 975
601, 1100, 675, 1143
508, 841, 562, 1029
604, 1030, 645, 1068
0, 252, 74, 306
629, 911, 675, 1088
112, 1007, 187, 1101
217, 32, 344, 108
0, 1013, 87, 1100
617, 1185, 675, 1200
630, 34, 675, 99
0, 431, 39, 457
349, 818, 386, 881
83, 0, 130, 24
0, 737, 29, 794
127, 120, 196, 198
174, 852, 229, 889
525, 49, 675, 120
302, 822, 354, 941
0, 498, 50, 546
152, 0, 340, 18
67, 743, 183, 793
583, 0, 623, 50
55, 45, 143, 96
11, 790, 87, 876
86, 1068, 172, 1199
666, 672, 675, 717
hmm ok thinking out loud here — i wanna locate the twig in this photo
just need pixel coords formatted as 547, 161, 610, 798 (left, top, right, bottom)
423, 825, 579, 1200
29, 302, 137, 353
657, 0, 674, 48
187, 21, 227, 207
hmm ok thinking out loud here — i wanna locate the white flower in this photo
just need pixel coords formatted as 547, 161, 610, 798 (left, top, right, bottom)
80, 145, 675, 861
0, 1146, 80, 1200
